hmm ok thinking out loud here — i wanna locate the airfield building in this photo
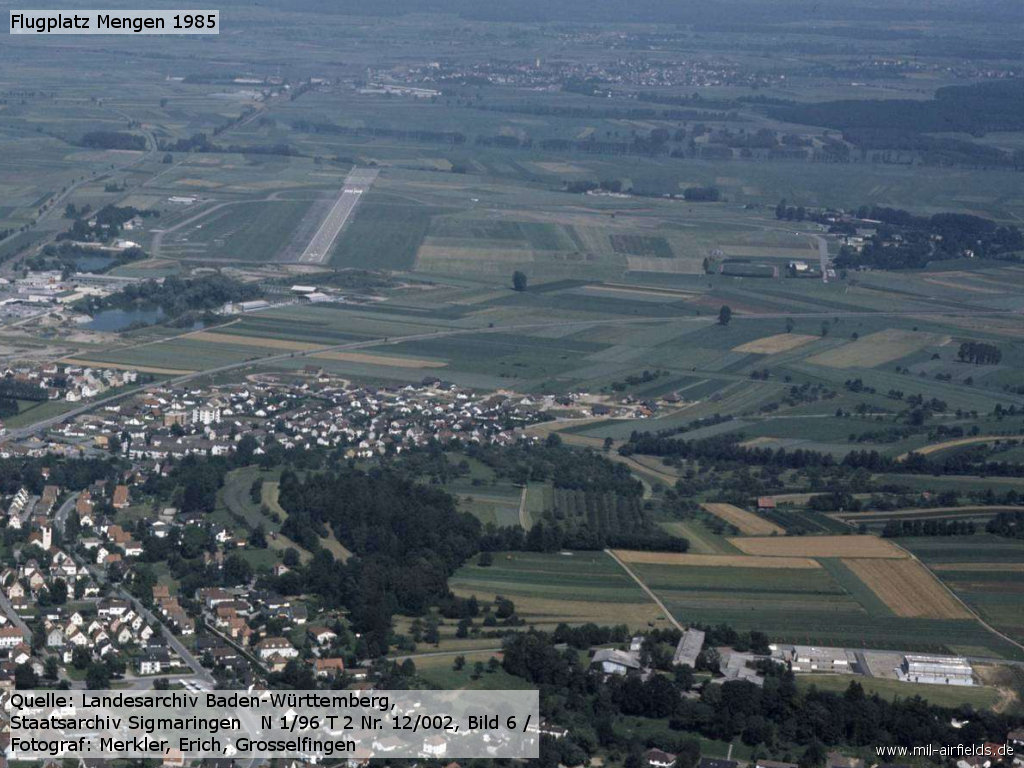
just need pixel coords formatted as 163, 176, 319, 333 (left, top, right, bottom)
780, 645, 853, 673
898, 654, 974, 686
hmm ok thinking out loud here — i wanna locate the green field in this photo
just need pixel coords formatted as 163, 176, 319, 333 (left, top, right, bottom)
795, 674, 1003, 710
622, 551, 1021, 658
449, 551, 667, 630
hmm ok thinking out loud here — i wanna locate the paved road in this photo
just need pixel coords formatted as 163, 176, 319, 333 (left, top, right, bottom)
813, 234, 830, 283
75, 556, 214, 685
0, 584, 31, 640
55, 492, 79, 534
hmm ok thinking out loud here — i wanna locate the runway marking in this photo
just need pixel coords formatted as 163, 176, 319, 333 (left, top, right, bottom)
298, 167, 379, 264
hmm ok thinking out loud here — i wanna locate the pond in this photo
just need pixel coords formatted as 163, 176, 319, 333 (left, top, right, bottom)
72, 254, 116, 272
85, 306, 166, 331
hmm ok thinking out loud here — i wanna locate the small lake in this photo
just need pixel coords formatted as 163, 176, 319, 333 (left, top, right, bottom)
85, 306, 166, 331
72, 254, 115, 272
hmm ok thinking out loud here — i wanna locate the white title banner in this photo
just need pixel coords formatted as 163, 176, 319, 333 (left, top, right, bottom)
10, 10, 219, 34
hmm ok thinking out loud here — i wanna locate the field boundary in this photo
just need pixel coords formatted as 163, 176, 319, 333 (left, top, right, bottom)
604, 548, 682, 631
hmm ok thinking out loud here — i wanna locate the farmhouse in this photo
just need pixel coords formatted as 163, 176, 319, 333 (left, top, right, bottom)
645, 749, 677, 768
898, 654, 973, 686
591, 648, 642, 676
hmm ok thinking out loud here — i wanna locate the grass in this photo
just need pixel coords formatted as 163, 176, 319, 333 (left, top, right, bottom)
5, 398, 79, 429
622, 545, 1021, 658
161, 200, 314, 262
450, 551, 667, 630
795, 674, 1003, 710
413, 651, 532, 691
331, 195, 449, 270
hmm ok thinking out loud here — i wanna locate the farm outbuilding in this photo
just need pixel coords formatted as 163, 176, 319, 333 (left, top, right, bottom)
672, 629, 705, 668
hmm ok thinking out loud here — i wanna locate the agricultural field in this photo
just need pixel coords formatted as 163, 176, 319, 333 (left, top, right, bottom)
728, 535, 905, 558
840, 558, 971, 619
805, 329, 951, 369
901, 536, 1024, 645
449, 551, 668, 630
700, 502, 785, 536
617, 541, 1017, 656
733, 333, 818, 355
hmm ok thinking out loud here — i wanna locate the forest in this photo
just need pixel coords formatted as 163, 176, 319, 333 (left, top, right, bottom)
83, 274, 263, 320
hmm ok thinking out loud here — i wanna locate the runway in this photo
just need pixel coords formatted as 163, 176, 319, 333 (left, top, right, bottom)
298, 167, 378, 264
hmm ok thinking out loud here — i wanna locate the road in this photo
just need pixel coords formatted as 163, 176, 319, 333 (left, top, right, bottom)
604, 548, 683, 632
74, 555, 213, 685
0, 583, 31, 640
55, 492, 79, 534
297, 167, 378, 264
517, 486, 529, 530
10, 305, 1024, 442
813, 234, 830, 283
2, 125, 159, 275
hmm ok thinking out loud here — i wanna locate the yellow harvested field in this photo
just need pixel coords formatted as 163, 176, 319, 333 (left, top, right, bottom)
701, 502, 785, 535
312, 351, 446, 368
806, 329, 949, 369
932, 562, 1024, 572
898, 435, 1009, 460
531, 161, 588, 174
729, 534, 906, 558
188, 331, 321, 351
612, 550, 820, 569
733, 333, 817, 355
62, 358, 195, 375
843, 558, 971, 619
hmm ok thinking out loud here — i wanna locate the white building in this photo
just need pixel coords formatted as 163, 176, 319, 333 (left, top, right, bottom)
191, 406, 221, 425
899, 654, 974, 686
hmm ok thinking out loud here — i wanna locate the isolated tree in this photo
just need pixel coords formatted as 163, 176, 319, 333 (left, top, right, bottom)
718, 305, 732, 326
512, 270, 528, 292
785, 317, 795, 333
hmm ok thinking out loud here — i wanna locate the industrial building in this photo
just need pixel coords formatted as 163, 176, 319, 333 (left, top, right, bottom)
776, 645, 854, 673
672, 628, 705, 668
898, 654, 974, 686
